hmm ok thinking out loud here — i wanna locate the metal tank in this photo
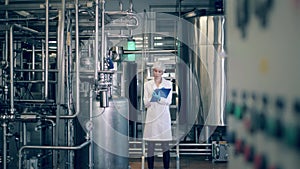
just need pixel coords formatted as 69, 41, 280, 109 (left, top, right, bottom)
178, 15, 226, 140
92, 97, 129, 169
92, 96, 129, 169
77, 91, 129, 169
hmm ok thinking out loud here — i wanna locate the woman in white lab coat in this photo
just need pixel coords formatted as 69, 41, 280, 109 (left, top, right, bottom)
143, 62, 172, 169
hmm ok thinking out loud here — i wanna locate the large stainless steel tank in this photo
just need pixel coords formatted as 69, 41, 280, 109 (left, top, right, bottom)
178, 15, 226, 127
77, 94, 129, 169
92, 97, 129, 169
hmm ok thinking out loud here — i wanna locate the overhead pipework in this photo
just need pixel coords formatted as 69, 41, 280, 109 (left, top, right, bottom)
0, 0, 138, 168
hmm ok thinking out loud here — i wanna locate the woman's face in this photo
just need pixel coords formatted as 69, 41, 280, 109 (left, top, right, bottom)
153, 68, 163, 78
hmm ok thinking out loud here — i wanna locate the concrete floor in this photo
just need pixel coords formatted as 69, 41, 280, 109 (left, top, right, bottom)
129, 156, 228, 169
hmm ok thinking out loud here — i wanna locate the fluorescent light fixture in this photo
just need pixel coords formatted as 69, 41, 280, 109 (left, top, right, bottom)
154, 42, 163, 46
49, 46, 57, 49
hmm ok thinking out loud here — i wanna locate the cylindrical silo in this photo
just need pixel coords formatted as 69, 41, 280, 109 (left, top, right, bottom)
92, 96, 129, 169
181, 15, 226, 126
178, 15, 226, 142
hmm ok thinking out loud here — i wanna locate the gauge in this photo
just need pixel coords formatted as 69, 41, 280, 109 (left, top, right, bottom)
85, 120, 93, 131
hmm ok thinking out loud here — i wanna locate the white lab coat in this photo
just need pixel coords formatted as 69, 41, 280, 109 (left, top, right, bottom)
143, 78, 173, 141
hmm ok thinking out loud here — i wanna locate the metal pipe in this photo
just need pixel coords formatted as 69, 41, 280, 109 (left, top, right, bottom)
5, 0, 9, 63
54, 9, 61, 169
2, 122, 7, 169
75, 0, 80, 125
119, 1, 123, 11
41, 40, 45, 81
72, 0, 82, 166
104, 11, 135, 15
123, 49, 177, 54
44, 119, 56, 127
32, 44, 35, 78
9, 25, 14, 114
14, 69, 58, 72
45, 110, 79, 119
0, 17, 55, 22
100, 0, 105, 71
54, 1, 66, 167
14, 24, 39, 34
23, 123, 27, 145
44, 4, 80, 120
20, 49, 56, 52
95, 0, 99, 82
14, 80, 57, 83
18, 140, 91, 169
141, 10, 147, 169
44, 119, 56, 156
220, 16, 226, 125
88, 88, 93, 169
66, 2, 74, 168
129, 0, 133, 12
45, 0, 49, 99
14, 99, 54, 103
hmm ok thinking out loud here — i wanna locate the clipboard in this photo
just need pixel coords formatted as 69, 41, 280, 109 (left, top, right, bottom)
150, 88, 171, 102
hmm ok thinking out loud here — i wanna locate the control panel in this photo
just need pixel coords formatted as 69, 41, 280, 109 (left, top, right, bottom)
226, 1, 300, 169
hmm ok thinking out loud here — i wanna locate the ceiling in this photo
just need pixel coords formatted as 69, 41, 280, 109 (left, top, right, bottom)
0, 0, 223, 42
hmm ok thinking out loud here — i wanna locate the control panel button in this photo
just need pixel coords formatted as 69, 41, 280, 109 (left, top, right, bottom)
244, 145, 254, 162
254, 154, 267, 169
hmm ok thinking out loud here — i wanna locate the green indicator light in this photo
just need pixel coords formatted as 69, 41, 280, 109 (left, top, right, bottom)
127, 40, 136, 50
284, 126, 297, 146
226, 102, 233, 115
266, 118, 276, 136
234, 105, 242, 119
127, 40, 136, 61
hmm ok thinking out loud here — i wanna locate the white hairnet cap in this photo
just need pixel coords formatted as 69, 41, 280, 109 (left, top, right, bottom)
152, 61, 165, 71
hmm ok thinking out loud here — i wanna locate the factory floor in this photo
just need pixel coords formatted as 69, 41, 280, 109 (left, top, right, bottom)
129, 156, 228, 169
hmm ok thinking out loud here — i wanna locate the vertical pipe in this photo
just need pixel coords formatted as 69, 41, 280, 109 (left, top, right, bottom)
75, 0, 81, 164
95, 0, 99, 82
42, 41, 45, 81
176, 1, 181, 169
119, 1, 123, 11
141, 10, 147, 169
23, 123, 27, 145
129, 0, 133, 12
45, 0, 49, 99
54, 9, 60, 169
66, 9, 72, 169
88, 88, 93, 169
5, 0, 9, 63
9, 26, 14, 114
22, 123, 27, 166
1, 44, 4, 89
2, 0, 8, 98
220, 16, 226, 125
55, 3, 66, 167
2, 122, 7, 169
32, 44, 35, 79
57, 0, 66, 167
68, 1, 75, 169
100, 0, 105, 71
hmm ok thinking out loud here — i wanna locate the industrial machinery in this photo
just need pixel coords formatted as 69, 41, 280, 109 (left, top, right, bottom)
0, 0, 225, 169
0, 0, 137, 168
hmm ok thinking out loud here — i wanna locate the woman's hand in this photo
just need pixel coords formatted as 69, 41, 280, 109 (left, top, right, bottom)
152, 91, 161, 101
